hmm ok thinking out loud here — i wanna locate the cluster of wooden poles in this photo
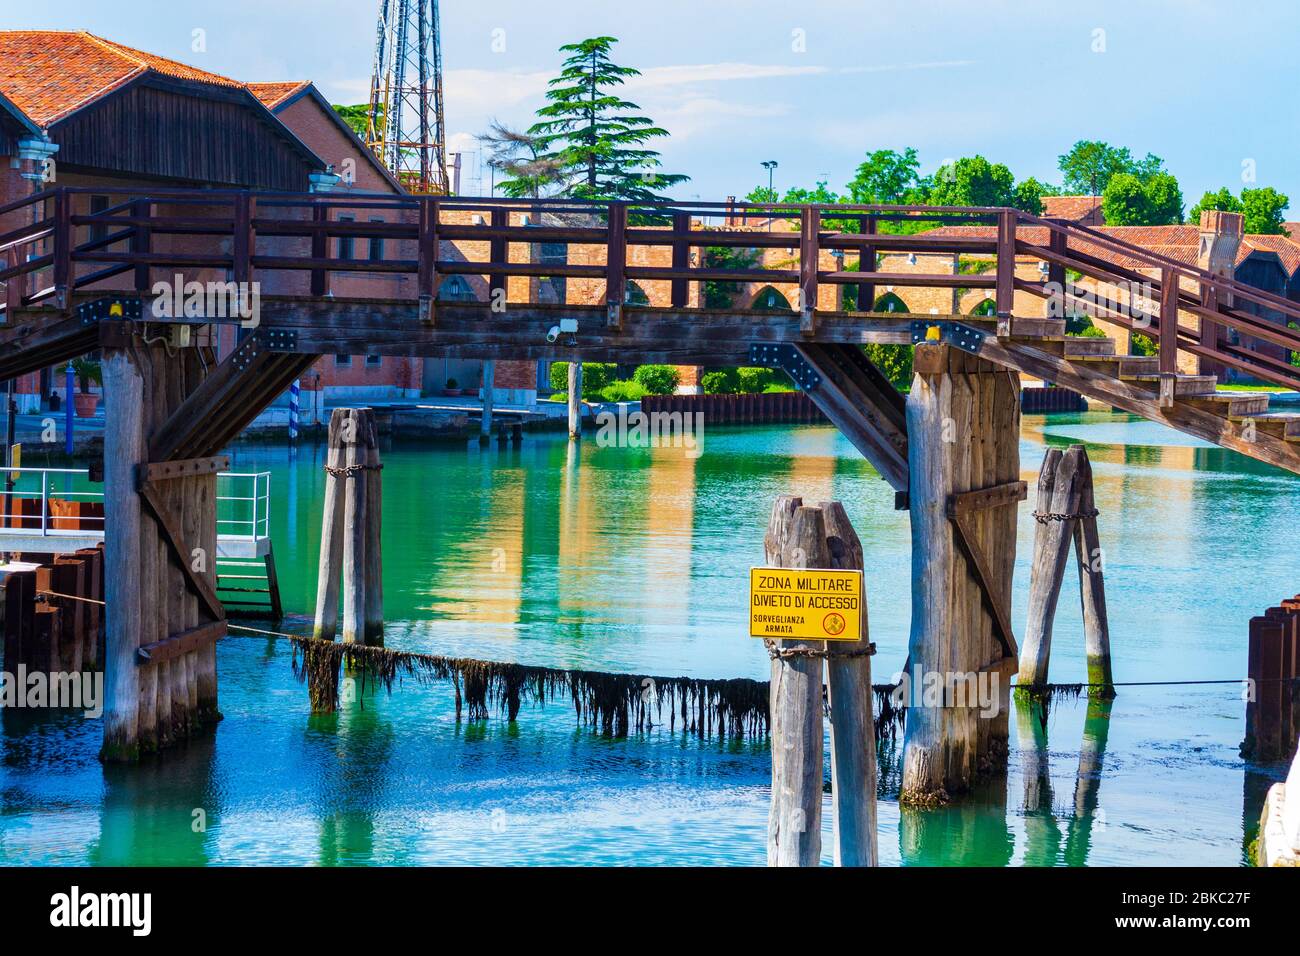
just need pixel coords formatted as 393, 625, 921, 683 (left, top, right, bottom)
313, 407, 384, 646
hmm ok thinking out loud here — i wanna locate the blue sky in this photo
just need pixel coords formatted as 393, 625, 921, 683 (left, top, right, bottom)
15, 1, 1300, 210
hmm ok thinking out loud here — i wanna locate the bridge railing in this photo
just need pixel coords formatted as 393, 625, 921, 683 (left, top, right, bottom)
5, 186, 1300, 388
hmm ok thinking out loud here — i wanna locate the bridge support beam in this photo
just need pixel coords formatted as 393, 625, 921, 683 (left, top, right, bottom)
901, 343, 1021, 804
101, 341, 224, 762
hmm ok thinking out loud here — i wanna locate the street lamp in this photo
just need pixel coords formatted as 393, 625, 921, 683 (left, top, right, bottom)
761, 160, 779, 198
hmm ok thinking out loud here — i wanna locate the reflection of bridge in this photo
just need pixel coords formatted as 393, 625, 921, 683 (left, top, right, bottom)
3, 187, 1298, 791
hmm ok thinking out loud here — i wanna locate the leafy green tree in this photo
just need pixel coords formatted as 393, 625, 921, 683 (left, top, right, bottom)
1241, 187, 1290, 234
1188, 186, 1289, 233
1188, 187, 1242, 222
846, 148, 922, 204
862, 344, 913, 390
1058, 141, 1166, 195
333, 104, 370, 137
1101, 171, 1183, 225
529, 37, 687, 201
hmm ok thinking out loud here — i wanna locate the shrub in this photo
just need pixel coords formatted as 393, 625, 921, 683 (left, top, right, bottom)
701, 368, 740, 394
736, 366, 775, 393
632, 364, 679, 395
1131, 332, 1157, 357
599, 379, 647, 402
549, 362, 617, 399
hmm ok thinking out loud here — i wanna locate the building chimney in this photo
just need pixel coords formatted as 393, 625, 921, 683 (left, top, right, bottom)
1197, 209, 1243, 275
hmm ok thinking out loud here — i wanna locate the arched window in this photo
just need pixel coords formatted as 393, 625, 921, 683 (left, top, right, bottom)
873, 292, 909, 314
752, 286, 793, 312
969, 298, 997, 316
438, 275, 475, 301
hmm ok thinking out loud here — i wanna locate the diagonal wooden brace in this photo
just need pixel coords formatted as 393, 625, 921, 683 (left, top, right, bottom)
946, 479, 1027, 661
136, 476, 226, 623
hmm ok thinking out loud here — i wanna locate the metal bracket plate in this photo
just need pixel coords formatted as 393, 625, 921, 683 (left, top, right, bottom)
78, 295, 142, 326
748, 343, 821, 391
910, 320, 986, 355
262, 328, 298, 352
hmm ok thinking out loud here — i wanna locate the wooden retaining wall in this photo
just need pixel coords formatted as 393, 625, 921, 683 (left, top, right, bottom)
1, 545, 104, 675
1244, 596, 1300, 762
641, 391, 826, 424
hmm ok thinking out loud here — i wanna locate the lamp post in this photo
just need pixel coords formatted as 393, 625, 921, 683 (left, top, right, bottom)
761, 160, 779, 198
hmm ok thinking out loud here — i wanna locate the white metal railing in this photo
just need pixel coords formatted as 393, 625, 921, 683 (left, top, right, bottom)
0, 466, 270, 542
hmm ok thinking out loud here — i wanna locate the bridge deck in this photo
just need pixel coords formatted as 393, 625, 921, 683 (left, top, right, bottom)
3, 189, 1300, 475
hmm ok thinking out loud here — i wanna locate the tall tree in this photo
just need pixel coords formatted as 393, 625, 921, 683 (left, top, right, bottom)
1101, 171, 1183, 226
478, 120, 563, 198
529, 36, 687, 202
1058, 140, 1166, 195
1189, 186, 1290, 234
846, 148, 922, 204
927, 155, 1045, 212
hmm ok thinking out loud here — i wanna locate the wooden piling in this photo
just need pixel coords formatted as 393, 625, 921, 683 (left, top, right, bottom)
102, 349, 144, 762
1017, 446, 1084, 688
568, 362, 583, 440
765, 496, 826, 867
313, 409, 348, 641
1072, 451, 1113, 694
480, 360, 495, 446
341, 410, 367, 645
362, 411, 384, 646
901, 344, 1021, 804
820, 500, 877, 867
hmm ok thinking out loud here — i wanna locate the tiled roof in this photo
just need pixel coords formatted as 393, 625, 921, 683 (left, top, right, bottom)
1041, 195, 1103, 222
247, 81, 311, 111
0, 30, 243, 126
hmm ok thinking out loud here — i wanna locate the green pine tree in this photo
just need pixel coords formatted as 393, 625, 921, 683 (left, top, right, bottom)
528, 37, 688, 202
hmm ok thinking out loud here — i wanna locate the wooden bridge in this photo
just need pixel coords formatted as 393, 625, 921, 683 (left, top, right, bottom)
2, 187, 1298, 796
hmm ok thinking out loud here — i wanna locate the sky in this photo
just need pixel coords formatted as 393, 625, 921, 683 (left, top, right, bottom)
11, 1, 1300, 210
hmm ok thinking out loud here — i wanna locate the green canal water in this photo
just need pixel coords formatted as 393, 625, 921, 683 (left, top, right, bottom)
1, 411, 1296, 865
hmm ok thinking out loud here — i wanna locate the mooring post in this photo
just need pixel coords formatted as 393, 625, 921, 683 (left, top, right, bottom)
480, 360, 495, 446
341, 409, 368, 644
313, 409, 348, 641
765, 496, 826, 866
568, 361, 583, 441
820, 500, 877, 866
102, 350, 144, 762
1018, 446, 1085, 688
362, 409, 384, 646
1071, 449, 1113, 695
901, 343, 1021, 804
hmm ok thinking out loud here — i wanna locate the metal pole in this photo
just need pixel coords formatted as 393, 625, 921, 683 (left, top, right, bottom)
288, 378, 300, 445
64, 362, 74, 455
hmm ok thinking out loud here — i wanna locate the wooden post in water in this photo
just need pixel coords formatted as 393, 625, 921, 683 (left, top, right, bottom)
1017, 444, 1113, 696
765, 496, 826, 866
568, 361, 583, 440
102, 349, 144, 762
313, 407, 384, 647
362, 410, 384, 646
341, 409, 368, 645
901, 343, 1021, 804
820, 500, 877, 866
1072, 450, 1113, 694
480, 360, 495, 446
313, 409, 348, 641
1018, 447, 1084, 687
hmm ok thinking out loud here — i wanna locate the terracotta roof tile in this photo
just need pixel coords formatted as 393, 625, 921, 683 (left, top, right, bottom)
0, 30, 242, 126
1041, 195, 1103, 222
247, 81, 311, 110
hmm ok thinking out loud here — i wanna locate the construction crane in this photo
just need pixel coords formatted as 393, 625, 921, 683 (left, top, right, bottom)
366, 0, 449, 194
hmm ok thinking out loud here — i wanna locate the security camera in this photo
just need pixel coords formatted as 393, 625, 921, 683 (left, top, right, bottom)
547, 325, 561, 343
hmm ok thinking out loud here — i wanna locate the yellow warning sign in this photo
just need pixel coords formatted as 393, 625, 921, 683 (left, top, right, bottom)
749, 567, 863, 642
